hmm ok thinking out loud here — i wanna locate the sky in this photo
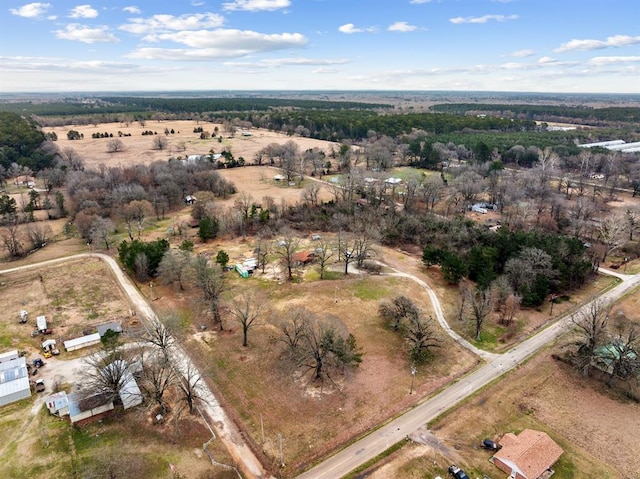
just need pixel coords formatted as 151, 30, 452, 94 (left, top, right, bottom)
0, 0, 638, 94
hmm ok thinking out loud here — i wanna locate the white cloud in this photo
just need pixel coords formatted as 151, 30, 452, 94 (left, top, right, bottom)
120, 13, 224, 35
338, 23, 377, 34
555, 35, 640, 53
538, 56, 557, 64
588, 56, 640, 66
127, 29, 306, 60
509, 49, 535, 58
9, 2, 50, 18
69, 4, 98, 19
450, 14, 518, 24
222, 0, 290, 12
225, 57, 349, 68
388, 21, 417, 32
409, 0, 432, 4
123, 6, 141, 14
55, 24, 119, 43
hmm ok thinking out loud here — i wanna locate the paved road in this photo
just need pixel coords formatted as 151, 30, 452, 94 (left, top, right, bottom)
297, 268, 640, 479
0, 253, 271, 479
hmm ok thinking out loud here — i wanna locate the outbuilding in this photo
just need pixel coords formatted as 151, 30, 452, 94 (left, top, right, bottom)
64, 333, 101, 352
0, 351, 31, 407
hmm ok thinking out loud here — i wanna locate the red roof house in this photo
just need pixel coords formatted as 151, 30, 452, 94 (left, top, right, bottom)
492, 429, 563, 479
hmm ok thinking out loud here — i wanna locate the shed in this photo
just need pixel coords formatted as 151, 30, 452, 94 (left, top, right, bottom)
97, 322, 123, 338
492, 429, 563, 479
0, 353, 31, 406
184, 195, 197, 205
64, 333, 101, 352
42, 339, 57, 351
36, 315, 47, 332
45, 391, 69, 416
384, 177, 402, 185
273, 174, 285, 181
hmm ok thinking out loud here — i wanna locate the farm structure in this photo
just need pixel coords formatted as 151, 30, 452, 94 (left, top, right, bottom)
63, 333, 101, 352
0, 350, 31, 407
491, 429, 563, 479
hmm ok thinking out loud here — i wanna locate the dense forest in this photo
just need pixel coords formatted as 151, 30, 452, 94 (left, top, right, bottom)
0, 112, 55, 171
0, 97, 391, 118
431, 103, 640, 124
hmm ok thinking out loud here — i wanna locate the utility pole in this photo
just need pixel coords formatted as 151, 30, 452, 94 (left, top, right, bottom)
277, 433, 284, 467
410, 365, 417, 395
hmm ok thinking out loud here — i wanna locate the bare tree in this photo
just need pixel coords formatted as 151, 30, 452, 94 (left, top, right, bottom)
624, 208, 640, 241
467, 287, 494, 341
301, 182, 321, 207
158, 249, 193, 290
141, 352, 175, 413
570, 300, 611, 377
229, 290, 266, 347
194, 256, 227, 330
279, 308, 361, 382
274, 229, 300, 281
597, 212, 628, 262
27, 222, 51, 249
152, 135, 168, 150
379, 295, 419, 331
1, 219, 24, 258
89, 217, 114, 250
81, 347, 136, 404
405, 314, 441, 363
107, 138, 125, 153
174, 360, 204, 415
255, 235, 272, 274
142, 315, 178, 361
314, 236, 335, 280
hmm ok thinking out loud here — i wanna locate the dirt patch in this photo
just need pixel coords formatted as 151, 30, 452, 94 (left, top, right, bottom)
0, 257, 132, 356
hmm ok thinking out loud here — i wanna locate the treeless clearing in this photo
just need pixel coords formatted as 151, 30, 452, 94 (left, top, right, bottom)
43, 120, 341, 169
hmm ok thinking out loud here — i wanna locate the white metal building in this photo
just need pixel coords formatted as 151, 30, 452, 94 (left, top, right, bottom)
64, 333, 101, 352
0, 351, 31, 407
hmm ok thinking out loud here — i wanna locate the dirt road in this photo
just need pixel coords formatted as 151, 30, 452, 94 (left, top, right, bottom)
0, 253, 272, 479
296, 268, 640, 479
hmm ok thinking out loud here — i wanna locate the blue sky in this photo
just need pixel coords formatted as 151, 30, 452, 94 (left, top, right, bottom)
0, 0, 638, 93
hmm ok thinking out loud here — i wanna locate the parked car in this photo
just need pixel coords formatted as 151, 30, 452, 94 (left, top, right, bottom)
32, 358, 44, 368
448, 465, 470, 479
35, 379, 45, 392
481, 438, 500, 451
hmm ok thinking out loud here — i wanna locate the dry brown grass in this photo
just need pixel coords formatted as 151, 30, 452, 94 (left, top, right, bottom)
43, 120, 340, 169
148, 242, 479, 476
